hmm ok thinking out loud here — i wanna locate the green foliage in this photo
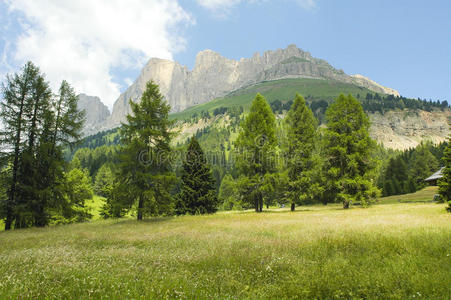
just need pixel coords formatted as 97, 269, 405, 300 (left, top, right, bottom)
58, 168, 94, 223
283, 94, 318, 210
0, 62, 85, 229
378, 141, 446, 197
106, 81, 175, 220
438, 127, 451, 211
175, 137, 218, 215
94, 164, 115, 198
409, 144, 439, 188
71, 145, 118, 178
323, 94, 380, 208
235, 93, 277, 211
218, 174, 242, 210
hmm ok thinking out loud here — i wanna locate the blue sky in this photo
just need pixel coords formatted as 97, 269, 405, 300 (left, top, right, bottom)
1, 0, 450, 109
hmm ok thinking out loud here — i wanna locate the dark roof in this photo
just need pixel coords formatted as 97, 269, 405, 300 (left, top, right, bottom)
425, 167, 444, 182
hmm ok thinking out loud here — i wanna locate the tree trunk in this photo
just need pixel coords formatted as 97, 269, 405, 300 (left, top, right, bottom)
6, 97, 27, 231
291, 202, 295, 211
4, 206, 12, 230
343, 201, 350, 209
259, 199, 263, 212
137, 196, 144, 220
255, 199, 259, 212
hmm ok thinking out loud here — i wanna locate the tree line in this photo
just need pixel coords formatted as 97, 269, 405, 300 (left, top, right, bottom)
377, 142, 447, 197
96, 83, 380, 218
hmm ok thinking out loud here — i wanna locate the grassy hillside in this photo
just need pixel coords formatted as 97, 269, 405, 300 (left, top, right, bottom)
0, 203, 450, 299
379, 186, 439, 204
170, 78, 371, 120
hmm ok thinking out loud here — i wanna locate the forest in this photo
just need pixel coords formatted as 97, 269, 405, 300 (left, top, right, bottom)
1, 62, 450, 230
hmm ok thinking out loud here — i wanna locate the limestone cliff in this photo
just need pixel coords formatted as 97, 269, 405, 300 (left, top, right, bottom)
77, 94, 110, 136
107, 44, 399, 128
369, 109, 450, 150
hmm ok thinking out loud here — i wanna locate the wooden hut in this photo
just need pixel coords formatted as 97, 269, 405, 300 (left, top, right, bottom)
424, 167, 444, 186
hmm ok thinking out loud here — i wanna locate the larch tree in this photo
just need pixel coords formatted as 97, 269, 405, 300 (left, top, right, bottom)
116, 81, 175, 220
323, 94, 379, 208
175, 136, 218, 215
0, 62, 85, 229
283, 93, 318, 211
235, 93, 277, 212
0, 62, 39, 230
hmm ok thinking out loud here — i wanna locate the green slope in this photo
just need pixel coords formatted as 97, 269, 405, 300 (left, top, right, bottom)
170, 78, 372, 120
378, 186, 439, 204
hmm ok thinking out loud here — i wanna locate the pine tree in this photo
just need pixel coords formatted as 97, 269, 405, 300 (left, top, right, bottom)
283, 94, 317, 211
438, 126, 451, 212
323, 94, 379, 208
115, 81, 175, 220
175, 137, 218, 215
235, 93, 277, 212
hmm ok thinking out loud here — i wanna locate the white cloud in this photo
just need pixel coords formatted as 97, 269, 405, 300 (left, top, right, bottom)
196, 0, 242, 11
5, 0, 193, 109
197, 0, 316, 13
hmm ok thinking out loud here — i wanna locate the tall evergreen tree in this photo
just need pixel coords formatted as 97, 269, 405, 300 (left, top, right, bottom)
0, 62, 39, 230
382, 156, 409, 196
32, 80, 85, 227
115, 81, 175, 220
323, 94, 379, 208
438, 126, 451, 212
0, 63, 85, 229
283, 94, 317, 211
235, 93, 277, 212
175, 137, 218, 215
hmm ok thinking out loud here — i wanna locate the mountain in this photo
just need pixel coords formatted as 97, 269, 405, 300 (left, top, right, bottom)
78, 45, 449, 150
77, 94, 110, 136
107, 44, 399, 128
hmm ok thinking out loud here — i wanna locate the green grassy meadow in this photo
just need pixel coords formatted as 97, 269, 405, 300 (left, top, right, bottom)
0, 200, 450, 299
170, 78, 372, 120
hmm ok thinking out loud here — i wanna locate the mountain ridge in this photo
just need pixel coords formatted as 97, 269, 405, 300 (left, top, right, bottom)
105, 44, 400, 129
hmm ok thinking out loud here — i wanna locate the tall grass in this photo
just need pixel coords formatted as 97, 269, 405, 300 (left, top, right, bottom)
0, 203, 450, 299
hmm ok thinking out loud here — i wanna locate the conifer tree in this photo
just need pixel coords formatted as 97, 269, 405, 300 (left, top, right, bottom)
235, 93, 277, 212
438, 126, 451, 212
94, 164, 115, 197
283, 94, 317, 211
32, 80, 85, 227
409, 144, 439, 190
0, 62, 39, 230
0, 63, 85, 229
323, 94, 379, 208
175, 137, 218, 214
115, 81, 175, 220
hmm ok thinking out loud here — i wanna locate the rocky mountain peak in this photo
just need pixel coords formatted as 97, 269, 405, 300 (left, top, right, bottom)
104, 44, 400, 129
77, 94, 110, 136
